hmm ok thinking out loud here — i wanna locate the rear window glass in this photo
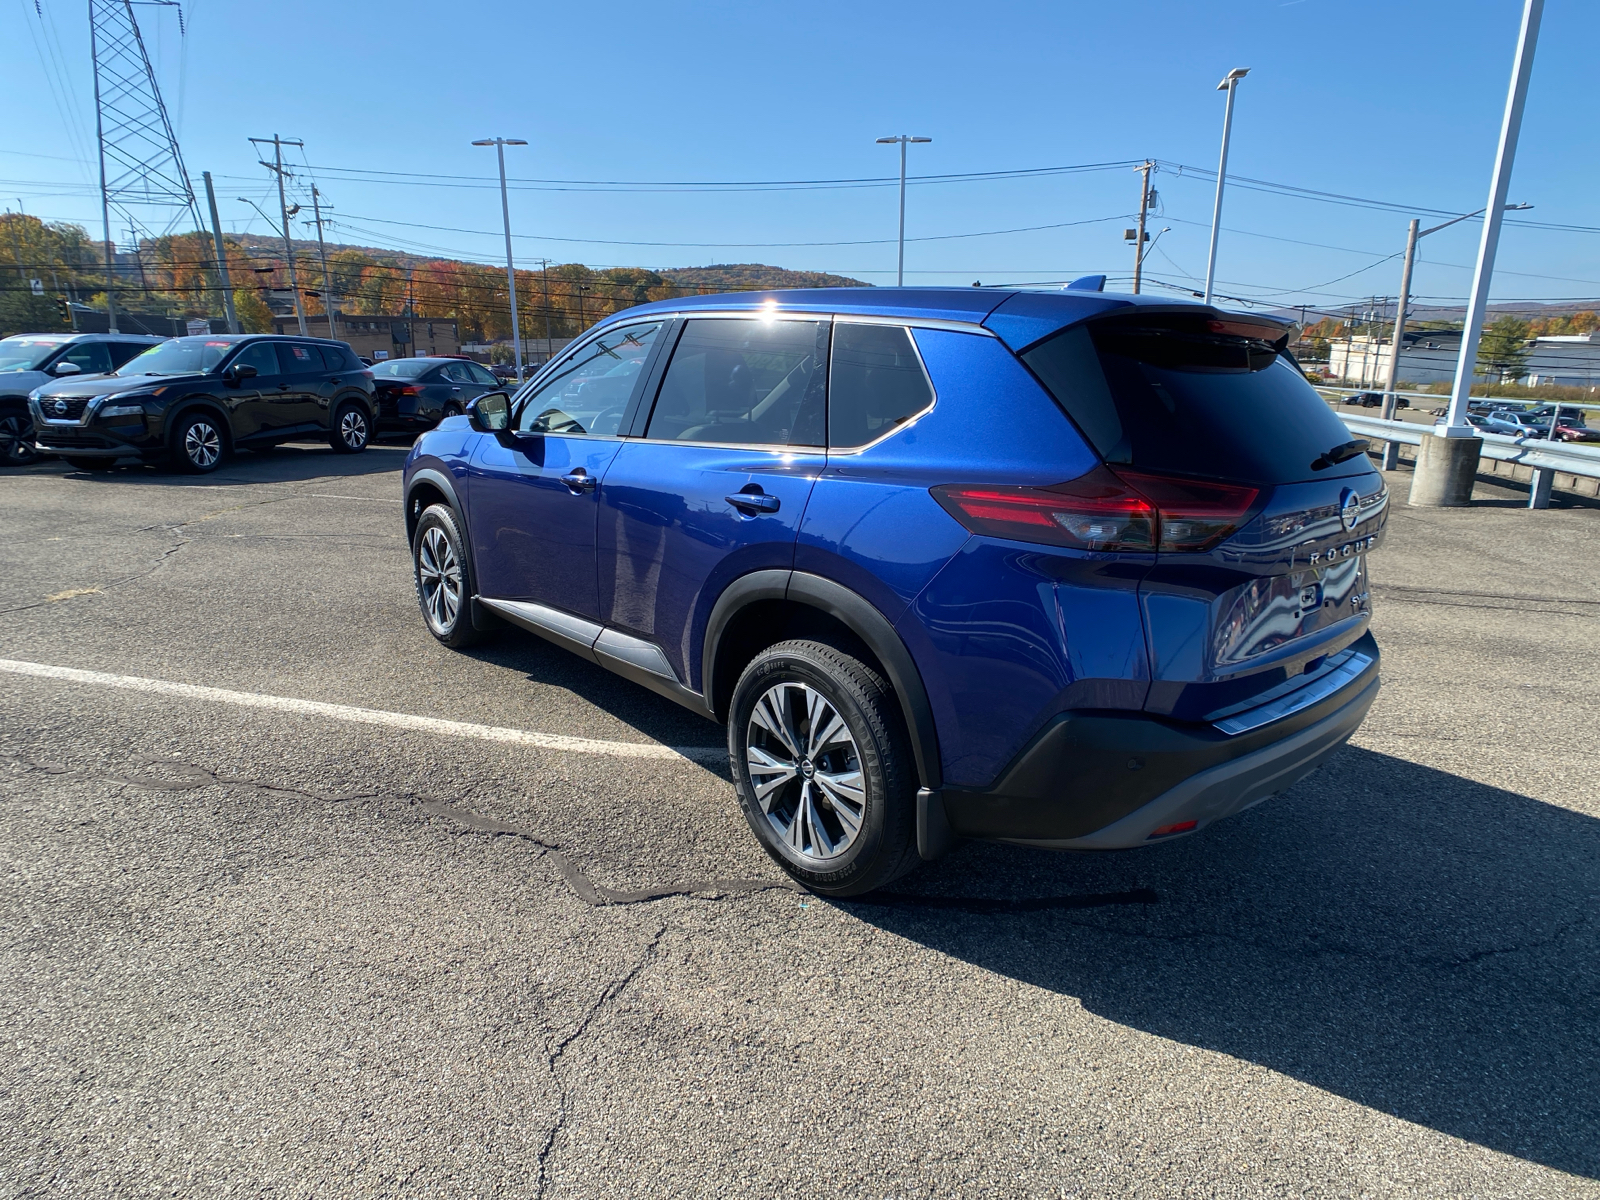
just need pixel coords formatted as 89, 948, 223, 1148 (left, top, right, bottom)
369, 359, 433, 378
278, 343, 326, 374
828, 324, 934, 448
1021, 317, 1360, 485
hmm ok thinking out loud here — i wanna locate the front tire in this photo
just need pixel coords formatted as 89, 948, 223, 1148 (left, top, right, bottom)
728, 639, 918, 897
412, 503, 486, 648
170, 412, 225, 473
0, 411, 38, 466
330, 401, 371, 454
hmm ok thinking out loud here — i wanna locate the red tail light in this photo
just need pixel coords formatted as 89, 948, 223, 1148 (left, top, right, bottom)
931, 467, 1258, 554
390, 384, 424, 396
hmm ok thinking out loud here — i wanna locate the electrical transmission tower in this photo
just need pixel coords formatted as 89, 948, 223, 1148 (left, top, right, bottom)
88, 0, 202, 332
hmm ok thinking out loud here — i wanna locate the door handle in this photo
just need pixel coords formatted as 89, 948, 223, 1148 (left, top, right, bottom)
725, 490, 780, 514
561, 469, 597, 493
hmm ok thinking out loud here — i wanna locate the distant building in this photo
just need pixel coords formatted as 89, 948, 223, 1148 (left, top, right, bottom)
271, 313, 460, 361
1523, 333, 1600, 388
1328, 330, 1472, 387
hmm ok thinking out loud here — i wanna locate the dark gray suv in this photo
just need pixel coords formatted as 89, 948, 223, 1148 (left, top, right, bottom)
0, 332, 165, 464
30, 334, 378, 473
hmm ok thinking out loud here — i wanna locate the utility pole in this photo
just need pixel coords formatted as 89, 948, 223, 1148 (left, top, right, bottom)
1204, 68, 1250, 306
251, 134, 307, 335
88, 5, 116, 333
471, 137, 529, 383
310, 185, 337, 342
1132, 160, 1153, 294
202, 171, 239, 333
538, 258, 552, 362
876, 134, 933, 287
1415, 0, 1543, 507
1382, 225, 1419, 463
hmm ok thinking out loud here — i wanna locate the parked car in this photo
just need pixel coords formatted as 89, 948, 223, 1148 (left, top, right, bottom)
402, 289, 1385, 896
1486, 409, 1551, 438
1435, 411, 1526, 436
370, 355, 503, 432
0, 332, 166, 464
1523, 403, 1591, 428
1548, 417, 1600, 443
30, 333, 377, 473
1342, 390, 1407, 409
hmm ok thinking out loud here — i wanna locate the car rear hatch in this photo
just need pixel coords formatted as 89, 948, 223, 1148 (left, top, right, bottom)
1019, 308, 1386, 726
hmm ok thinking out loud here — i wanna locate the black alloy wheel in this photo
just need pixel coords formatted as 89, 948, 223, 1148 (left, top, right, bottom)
330, 401, 371, 454
171, 412, 225, 473
441, 402, 464, 421
728, 639, 919, 897
412, 503, 487, 648
0, 411, 38, 466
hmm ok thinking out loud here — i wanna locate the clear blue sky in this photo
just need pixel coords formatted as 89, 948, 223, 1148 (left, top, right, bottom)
4, 0, 1595, 318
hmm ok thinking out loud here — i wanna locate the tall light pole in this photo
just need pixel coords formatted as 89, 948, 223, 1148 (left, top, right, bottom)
473, 137, 528, 383
1203, 68, 1249, 306
876, 134, 932, 287
1413, 0, 1543, 508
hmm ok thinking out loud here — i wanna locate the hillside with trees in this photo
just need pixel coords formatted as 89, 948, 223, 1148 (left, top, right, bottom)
0, 213, 868, 340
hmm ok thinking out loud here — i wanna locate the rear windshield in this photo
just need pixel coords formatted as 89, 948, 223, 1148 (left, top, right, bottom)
1021, 315, 1362, 485
370, 359, 434, 378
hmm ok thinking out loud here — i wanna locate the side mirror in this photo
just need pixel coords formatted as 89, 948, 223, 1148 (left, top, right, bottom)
467, 390, 510, 433
52, 361, 81, 375
224, 362, 258, 383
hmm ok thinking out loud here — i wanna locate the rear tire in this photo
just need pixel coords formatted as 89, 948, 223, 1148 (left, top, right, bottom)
170, 412, 225, 473
727, 639, 919, 897
412, 503, 487, 648
441, 402, 463, 421
330, 401, 371, 454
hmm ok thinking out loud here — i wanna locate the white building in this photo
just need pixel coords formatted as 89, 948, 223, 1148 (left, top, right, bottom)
1327, 331, 1471, 387
1523, 333, 1600, 389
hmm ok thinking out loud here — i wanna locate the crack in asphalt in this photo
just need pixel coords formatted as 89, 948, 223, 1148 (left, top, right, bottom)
534, 923, 667, 1198
1, 754, 797, 909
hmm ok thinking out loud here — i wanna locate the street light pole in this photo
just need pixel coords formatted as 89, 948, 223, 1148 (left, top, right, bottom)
876, 135, 932, 287
473, 137, 529, 384
1203, 68, 1249, 306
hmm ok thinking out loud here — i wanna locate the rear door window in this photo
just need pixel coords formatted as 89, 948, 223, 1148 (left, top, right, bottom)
828, 323, 935, 449
645, 317, 826, 448
108, 341, 150, 368
1021, 316, 1361, 485
278, 343, 326, 374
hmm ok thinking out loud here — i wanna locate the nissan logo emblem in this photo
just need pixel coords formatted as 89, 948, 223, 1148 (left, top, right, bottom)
52, 398, 68, 416
1339, 488, 1361, 532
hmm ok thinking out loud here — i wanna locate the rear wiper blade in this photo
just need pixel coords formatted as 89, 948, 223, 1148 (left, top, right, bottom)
1310, 438, 1369, 471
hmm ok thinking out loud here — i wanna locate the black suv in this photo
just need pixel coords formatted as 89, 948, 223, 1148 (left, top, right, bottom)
30, 334, 378, 473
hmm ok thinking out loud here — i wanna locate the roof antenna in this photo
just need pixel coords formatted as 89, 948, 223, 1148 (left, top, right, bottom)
1066, 275, 1106, 292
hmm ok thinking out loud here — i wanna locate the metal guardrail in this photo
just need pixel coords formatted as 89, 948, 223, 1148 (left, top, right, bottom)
1316, 383, 1600, 413
1339, 411, 1600, 481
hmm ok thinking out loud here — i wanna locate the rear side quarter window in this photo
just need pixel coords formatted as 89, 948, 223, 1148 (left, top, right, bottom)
827, 323, 935, 449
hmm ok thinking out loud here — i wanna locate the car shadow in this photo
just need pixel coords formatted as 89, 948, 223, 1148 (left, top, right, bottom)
459, 628, 730, 768
840, 746, 1600, 1178
37, 440, 410, 488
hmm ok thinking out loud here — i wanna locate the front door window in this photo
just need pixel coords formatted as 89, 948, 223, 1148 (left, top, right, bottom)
516, 323, 664, 438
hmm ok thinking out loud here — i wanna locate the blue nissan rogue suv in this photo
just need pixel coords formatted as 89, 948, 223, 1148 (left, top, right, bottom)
402, 288, 1384, 896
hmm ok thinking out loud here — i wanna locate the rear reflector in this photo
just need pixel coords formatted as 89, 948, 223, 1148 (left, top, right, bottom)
1147, 820, 1198, 839
931, 467, 1257, 553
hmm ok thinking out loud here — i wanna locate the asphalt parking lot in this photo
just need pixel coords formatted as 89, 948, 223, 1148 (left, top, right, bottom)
1, 443, 1597, 1198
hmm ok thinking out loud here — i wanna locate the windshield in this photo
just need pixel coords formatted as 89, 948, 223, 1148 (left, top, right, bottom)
0, 337, 66, 373
369, 359, 434, 378
1023, 315, 1362, 486
118, 336, 229, 376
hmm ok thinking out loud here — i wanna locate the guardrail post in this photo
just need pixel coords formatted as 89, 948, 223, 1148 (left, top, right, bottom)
1528, 467, 1553, 509
1381, 441, 1401, 471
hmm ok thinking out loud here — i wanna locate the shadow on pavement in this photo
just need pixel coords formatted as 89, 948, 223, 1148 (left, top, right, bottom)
30, 441, 410, 488
844, 746, 1599, 1178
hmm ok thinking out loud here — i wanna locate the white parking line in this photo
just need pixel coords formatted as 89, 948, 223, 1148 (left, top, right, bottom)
0, 658, 722, 765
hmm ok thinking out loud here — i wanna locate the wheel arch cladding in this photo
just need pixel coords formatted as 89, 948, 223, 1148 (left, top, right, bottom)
704, 570, 942, 791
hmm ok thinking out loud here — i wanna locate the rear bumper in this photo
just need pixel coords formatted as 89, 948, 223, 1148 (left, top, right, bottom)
940, 633, 1379, 848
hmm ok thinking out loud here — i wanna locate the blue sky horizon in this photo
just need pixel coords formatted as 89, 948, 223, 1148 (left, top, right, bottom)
3, 0, 1596, 318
